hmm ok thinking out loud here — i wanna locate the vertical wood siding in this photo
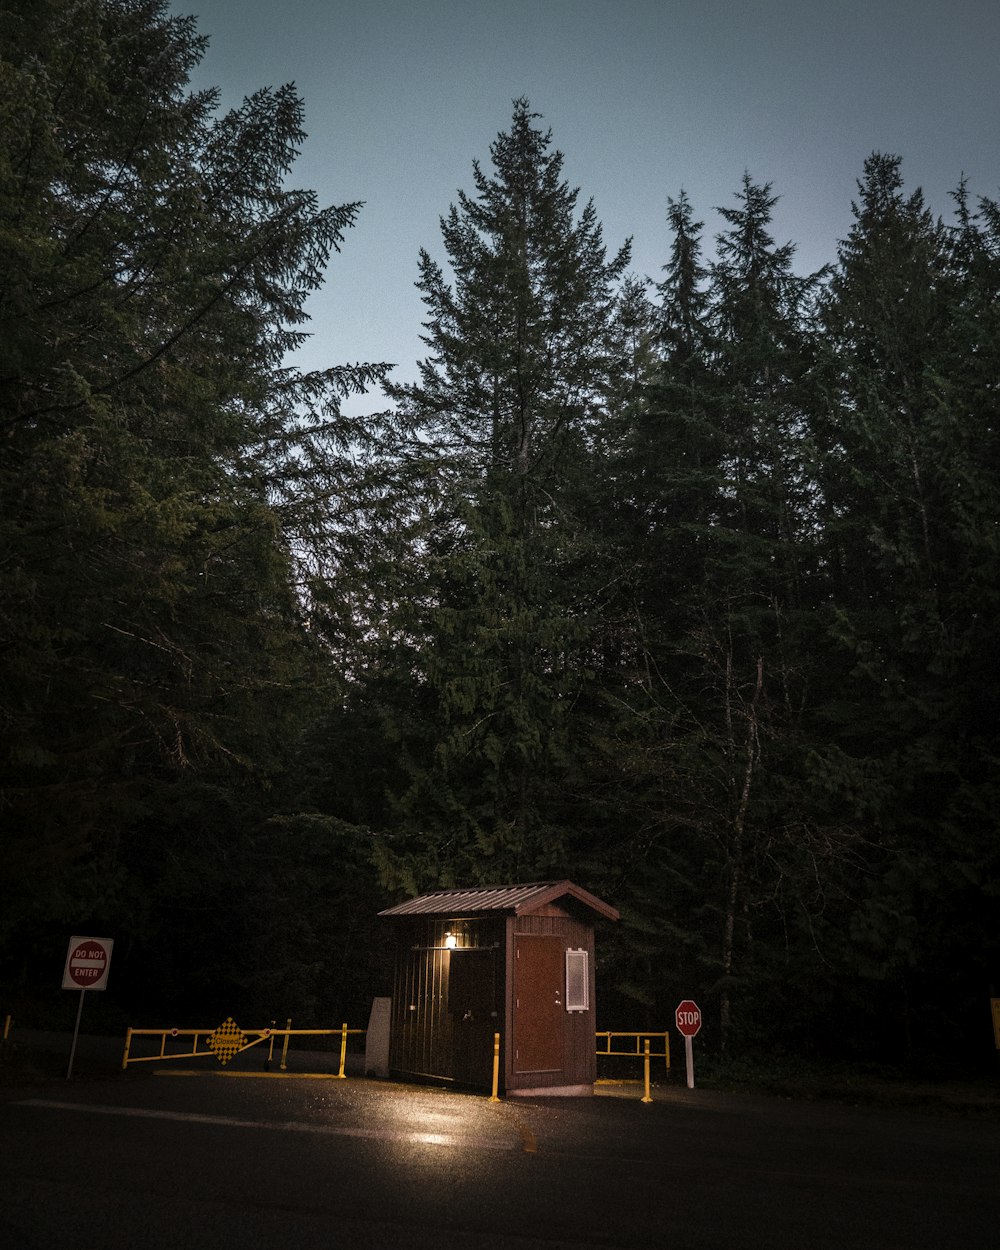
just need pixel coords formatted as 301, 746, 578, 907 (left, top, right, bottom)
390, 917, 502, 1086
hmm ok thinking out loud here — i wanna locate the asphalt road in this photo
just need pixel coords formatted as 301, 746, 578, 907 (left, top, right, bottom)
1, 1067, 999, 1249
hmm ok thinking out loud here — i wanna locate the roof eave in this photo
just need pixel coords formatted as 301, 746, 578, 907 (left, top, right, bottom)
378, 879, 619, 922
514, 879, 619, 921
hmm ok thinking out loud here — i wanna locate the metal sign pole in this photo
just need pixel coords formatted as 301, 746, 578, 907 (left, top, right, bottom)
66, 989, 86, 1080
684, 1034, 695, 1089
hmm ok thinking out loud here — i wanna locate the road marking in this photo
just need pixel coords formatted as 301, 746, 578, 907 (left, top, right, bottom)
153, 1070, 343, 1079
15, 1099, 519, 1152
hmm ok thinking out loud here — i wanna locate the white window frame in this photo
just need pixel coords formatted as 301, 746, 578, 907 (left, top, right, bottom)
565, 947, 589, 1012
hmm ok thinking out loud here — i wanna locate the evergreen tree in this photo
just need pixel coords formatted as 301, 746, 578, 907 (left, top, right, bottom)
0, 0, 387, 972
605, 179, 851, 1049
365, 100, 633, 889
814, 155, 1000, 1057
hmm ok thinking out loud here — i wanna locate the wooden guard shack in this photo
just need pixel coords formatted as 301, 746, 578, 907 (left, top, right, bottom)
379, 880, 618, 1096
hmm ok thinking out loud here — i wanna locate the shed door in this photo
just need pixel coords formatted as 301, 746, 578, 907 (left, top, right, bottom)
448, 949, 496, 1088
514, 936, 564, 1073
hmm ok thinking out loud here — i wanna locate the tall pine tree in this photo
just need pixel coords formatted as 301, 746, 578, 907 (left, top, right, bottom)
814, 155, 1000, 1058
366, 100, 633, 890
0, 0, 387, 976
605, 178, 850, 1049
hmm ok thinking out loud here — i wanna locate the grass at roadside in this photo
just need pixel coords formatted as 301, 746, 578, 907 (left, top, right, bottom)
695, 1053, 1000, 1118
0, 1033, 124, 1087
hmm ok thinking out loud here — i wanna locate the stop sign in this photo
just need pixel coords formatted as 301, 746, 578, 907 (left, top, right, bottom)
675, 999, 702, 1037
62, 936, 113, 991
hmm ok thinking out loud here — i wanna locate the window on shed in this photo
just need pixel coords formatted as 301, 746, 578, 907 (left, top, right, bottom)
565, 948, 589, 1012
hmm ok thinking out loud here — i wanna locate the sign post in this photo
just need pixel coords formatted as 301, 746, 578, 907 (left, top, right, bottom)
675, 999, 702, 1089
61, 936, 113, 1079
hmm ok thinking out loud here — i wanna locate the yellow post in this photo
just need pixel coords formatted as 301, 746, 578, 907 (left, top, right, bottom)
336, 1022, 348, 1078
267, 1021, 276, 1069
121, 1027, 133, 1071
641, 1037, 652, 1103
489, 1031, 501, 1101
3, 1013, 11, 1041
280, 1017, 292, 1071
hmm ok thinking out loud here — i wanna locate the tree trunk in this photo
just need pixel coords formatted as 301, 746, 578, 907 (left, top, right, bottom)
719, 655, 763, 1055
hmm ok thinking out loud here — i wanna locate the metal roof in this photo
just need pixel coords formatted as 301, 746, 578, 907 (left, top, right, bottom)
378, 879, 618, 921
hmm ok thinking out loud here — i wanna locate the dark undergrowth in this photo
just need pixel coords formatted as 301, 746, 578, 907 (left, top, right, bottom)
694, 1052, 1000, 1118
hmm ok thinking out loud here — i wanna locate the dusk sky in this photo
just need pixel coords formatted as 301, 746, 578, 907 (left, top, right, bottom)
173, 0, 1000, 408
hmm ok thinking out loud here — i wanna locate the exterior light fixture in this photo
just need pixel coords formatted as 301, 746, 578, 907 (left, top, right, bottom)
444, 932, 457, 949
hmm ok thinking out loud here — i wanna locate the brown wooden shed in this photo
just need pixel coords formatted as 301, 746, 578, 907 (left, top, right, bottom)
378, 880, 618, 1096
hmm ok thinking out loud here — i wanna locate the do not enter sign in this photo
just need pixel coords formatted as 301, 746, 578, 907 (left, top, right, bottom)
61, 936, 114, 992
61, 935, 114, 1079
675, 999, 702, 1037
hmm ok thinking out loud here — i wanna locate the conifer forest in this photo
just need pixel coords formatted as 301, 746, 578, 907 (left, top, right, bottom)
2, 0, 998, 1070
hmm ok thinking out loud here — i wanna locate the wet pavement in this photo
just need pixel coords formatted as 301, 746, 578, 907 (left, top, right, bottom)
1, 1049, 999, 1248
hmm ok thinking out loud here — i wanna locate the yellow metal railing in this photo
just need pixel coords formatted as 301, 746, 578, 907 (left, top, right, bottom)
121, 1021, 365, 1077
481, 1030, 671, 1103
120, 1021, 668, 1100
596, 1030, 670, 1102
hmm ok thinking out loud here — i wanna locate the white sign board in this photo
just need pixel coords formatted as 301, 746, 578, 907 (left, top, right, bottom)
62, 936, 114, 992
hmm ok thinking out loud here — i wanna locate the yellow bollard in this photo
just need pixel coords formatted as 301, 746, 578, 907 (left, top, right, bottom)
280, 1017, 292, 1071
3, 1013, 11, 1042
336, 1022, 348, 1078
267, 1021, 276, 1069
121, 1027, 133, 1071
641, 1037, 652, 1103
489, 1031, 501, 1102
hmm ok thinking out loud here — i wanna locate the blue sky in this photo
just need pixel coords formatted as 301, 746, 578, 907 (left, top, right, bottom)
173, 0, 1000, 405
